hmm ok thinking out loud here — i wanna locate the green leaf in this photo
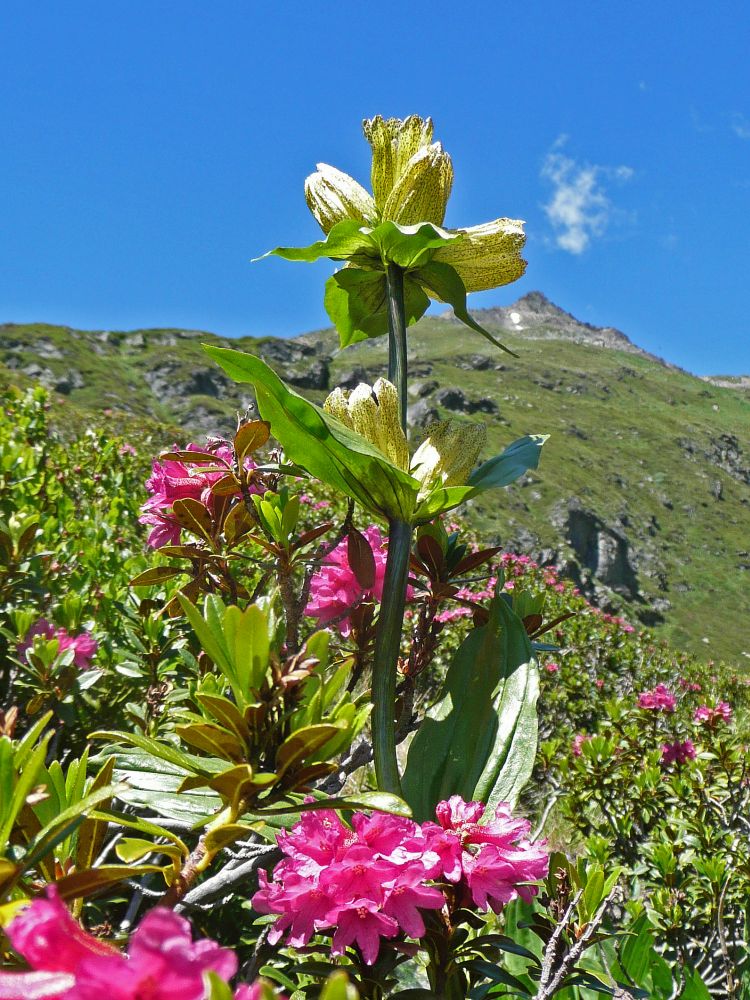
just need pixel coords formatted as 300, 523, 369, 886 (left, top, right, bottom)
276, 724, 346, 777
0, 732, 51, 849
320, 971, 360, 1000
204, 972, 236, 1000
91, 731, 224, 776
467, 435, 547, 491
75, 757, 115, 872
402, 597, 539, 821
53, 863, 161, 900
414, 260, 519, 356
202, 346, 418, 520
324, 269, 429, 348
22, 784, 123, 871
262, 219, 379, 264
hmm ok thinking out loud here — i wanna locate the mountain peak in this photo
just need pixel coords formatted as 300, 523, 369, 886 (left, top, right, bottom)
438, 292, 673, 368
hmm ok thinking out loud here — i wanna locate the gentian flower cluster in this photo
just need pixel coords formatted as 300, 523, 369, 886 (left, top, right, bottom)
139, 441, 259, 549
252, 796, 548, 965
661, 739, 697, 766
18, 619, 97, 671
694, 701, 732, 726
637, 683, 677, 713
0, 888, 238, 1000
305, 525, 413, 635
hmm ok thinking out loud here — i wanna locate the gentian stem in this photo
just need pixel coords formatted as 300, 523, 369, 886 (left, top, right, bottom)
372, 517, 411, 795
386, 262, 408, 432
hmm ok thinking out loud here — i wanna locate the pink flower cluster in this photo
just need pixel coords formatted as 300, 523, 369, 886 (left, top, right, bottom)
661, 739, 697, 766
139, 441, 258, 549
18, 620, 97, 671
253, 797, 548, 966
694, 701, 732, 726
571, 733, 591, 757
305, 526, 412, 635
637, 683, 676, 713
0, 888, 240, 1000
678, 677, 702, 692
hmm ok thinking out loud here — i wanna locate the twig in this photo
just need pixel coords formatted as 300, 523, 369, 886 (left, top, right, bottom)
175, 844, 279, 911
535, 884, 620, 999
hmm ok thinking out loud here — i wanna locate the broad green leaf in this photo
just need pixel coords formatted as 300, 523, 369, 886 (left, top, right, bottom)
204, 972, 235, 1000
324, 268, 429, 347
414, 260, 519, 356
275, 724, 346, 777
203, 346, 418, 520
115, 838, 183, 863
467, 435, 548, 491
402, 597, 538, 821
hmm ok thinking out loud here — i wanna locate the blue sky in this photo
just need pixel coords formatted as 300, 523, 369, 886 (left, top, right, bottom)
1, 1, 748, 374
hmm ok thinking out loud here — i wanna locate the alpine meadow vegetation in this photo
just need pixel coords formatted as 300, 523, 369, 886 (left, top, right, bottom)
1, 116, 748, 999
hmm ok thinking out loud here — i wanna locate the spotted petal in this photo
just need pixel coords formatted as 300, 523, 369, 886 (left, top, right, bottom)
362, 115, 434, 209
304, 163, 377, 234
432, 218, 527, 292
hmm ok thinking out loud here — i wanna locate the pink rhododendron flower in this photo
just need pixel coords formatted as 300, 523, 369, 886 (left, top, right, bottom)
118, 443, 137, 457
571, 733, 590, 757
2, 888, 237, 1000
544, 661, 559, 674
661, 740, 697, 766
678, 677, 702, 692
694, 701, 732, 726
234, 984, 287, 1000
637, 683, 676, 713
305, 526, 413, 635
18, 620, 98, 671
253, 797, 547, 964
139, 440, 259, 549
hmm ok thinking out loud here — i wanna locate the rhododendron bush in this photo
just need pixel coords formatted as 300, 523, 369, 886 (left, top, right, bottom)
2, 116, 749, 999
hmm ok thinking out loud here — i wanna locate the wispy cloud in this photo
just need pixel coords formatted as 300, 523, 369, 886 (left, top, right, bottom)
541, 137, 633, 254
730, 112, 750, 140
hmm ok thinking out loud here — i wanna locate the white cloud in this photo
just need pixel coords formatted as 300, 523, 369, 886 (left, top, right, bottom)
541, 138, 633, 254
730, 113, 750, 140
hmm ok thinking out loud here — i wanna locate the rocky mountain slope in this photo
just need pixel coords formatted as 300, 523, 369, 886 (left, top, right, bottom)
2, 292, 748, 662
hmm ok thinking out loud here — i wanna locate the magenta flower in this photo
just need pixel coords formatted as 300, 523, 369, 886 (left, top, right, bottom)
139, 441, 258, 549
2, 888, 237, 1000
329, 899, 399, 966
571, 733, 590, 757
694, 701, 732, 727
544, 661, 559, 674
637, 683, 676, 713
661, 740, 697, 766
18, 620, 98, 671
234, 984, 287, 1000
305, 525, 412, 635
253, 797, 547, 964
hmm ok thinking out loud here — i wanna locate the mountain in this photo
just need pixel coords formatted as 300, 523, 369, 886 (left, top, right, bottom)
2, 292, 748, 662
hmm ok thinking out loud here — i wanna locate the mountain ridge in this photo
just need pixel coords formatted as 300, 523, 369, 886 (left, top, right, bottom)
1, 294, 748, 661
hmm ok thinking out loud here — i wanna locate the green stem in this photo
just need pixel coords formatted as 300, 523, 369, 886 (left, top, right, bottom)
371, 517, 411, 795
386, 262, 408, 432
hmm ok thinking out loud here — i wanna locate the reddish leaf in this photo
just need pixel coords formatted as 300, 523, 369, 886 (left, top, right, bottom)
347, 529, 376, 590
234, 420, 271, 461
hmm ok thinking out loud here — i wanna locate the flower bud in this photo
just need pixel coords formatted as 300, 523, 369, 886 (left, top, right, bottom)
304, 163, 377, 234
323, 379, 409, 471
411, 420, 487, 490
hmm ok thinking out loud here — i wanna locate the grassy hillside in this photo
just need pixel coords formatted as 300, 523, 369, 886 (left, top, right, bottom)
2, 293, 748, 661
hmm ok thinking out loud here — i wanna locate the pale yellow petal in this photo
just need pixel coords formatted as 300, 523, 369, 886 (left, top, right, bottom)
410, 420, 486, 489
323, 387, 354, 428
347, 383, 380, 446
362, 115, 434, 210
432, 218, 527, 292
304, 163, 377, 234
381, 143, 454, 226
373, 377, 410, 470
